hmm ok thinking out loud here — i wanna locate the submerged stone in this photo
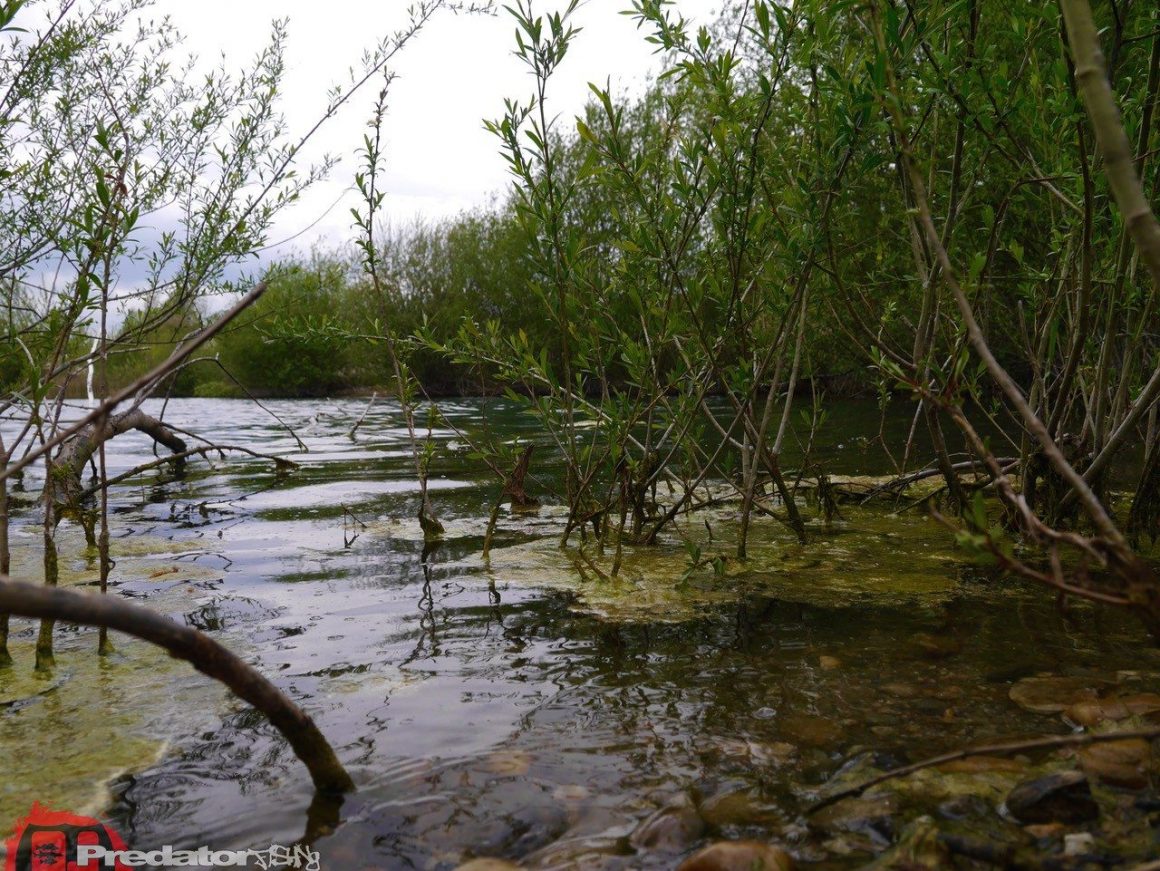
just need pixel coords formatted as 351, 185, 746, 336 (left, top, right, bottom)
1078, 738, 1153, 789
1063, 831, 1095, 857
698, 788, 783, 829
676, 840, 794, 871
1066, 698, 1131, 726
1009, 675, 1114, 714
862, 816, 948, 869
1123, 693, 1160, 717
630, 800, 705, 852
484, 750, 534, 777
551, 783, 591, 803
779, 713, 843, 748
1023, 822, 1067, 840
911, 632, 962, 660
936, 794, 992, 821
809, 795, 898, 845
891, 760, 1026, 805
1005, 772, 1098, 824
1063, 692, 1160, 726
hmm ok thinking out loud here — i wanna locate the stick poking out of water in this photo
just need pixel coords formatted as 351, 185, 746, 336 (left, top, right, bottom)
0, 578, 355, 795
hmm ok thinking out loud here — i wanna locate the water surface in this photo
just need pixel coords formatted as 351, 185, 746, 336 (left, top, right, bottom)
1, 398, 1155, 868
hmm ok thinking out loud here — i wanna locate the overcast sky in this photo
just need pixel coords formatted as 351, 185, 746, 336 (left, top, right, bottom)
162, 0, 722, 258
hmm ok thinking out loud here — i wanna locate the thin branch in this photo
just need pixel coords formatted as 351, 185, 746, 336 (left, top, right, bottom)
0, 578, 354, 794
809, 726, 1160, 813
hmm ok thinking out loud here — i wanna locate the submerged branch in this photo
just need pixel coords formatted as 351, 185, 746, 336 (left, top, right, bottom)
76, 444, 299, 501
809, 726, 1160, 813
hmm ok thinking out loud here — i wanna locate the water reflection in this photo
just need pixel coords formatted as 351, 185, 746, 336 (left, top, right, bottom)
0, 398, 1154, 868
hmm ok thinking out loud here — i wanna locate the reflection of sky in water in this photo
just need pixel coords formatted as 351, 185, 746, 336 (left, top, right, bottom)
1, 398, 1155, 868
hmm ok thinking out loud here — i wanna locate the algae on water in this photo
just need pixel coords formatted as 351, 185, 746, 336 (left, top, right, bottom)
0, 633, 225, 827
0, 526, 233, 829
439, 488, 970, 621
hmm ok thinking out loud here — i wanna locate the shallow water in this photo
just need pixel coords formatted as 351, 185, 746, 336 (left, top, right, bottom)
1, 398, 1156, 868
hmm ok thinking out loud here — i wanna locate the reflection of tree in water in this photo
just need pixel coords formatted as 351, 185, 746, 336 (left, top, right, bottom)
405, 545, 441, 664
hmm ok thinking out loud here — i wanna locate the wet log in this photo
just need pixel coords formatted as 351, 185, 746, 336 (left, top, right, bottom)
53, 408, 187, 507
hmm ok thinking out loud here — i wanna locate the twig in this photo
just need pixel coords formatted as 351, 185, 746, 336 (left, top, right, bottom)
348, 392, 377, 439
0, 578, 354, 794
807, 726, 1160, 813
201, 357, 309, 452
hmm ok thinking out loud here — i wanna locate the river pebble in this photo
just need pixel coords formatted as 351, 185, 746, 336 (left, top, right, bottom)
676, 840, 794, 871
1005, 771, 1099, 824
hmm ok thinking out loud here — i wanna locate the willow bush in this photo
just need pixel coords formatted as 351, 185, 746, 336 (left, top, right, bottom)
413, 0, 1160, 634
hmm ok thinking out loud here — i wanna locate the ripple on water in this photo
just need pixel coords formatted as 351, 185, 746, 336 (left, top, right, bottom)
3, 398, 1158, 869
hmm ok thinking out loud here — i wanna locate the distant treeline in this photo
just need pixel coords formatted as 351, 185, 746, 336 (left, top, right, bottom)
99, 212, 535, 398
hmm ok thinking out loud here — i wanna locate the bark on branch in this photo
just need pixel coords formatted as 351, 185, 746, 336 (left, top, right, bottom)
54, 409, 188, 508
0, 578, 355, 794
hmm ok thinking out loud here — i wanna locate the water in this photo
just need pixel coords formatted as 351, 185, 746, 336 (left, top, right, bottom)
1, 398, 1156, 868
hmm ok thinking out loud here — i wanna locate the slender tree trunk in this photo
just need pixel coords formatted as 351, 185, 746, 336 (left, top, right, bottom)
0, 440, 10, 668
36, 461, 58, 672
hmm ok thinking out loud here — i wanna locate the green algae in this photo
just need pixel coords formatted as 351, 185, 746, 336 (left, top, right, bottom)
448, 498, 969, 622
0, 632, 226, 829
0, 527, 233, 830
6, 524, 222, 589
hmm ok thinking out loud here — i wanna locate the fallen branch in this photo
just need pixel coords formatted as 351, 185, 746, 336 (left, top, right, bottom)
0, 282, 267, 485
858, 458, 1018, 503
807, 726, 1160, 813
54, 409, 188, 507
76, 444, 298, 501
0, 578, 354, 795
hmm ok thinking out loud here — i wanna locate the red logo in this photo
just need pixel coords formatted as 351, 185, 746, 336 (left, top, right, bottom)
5, 804, 129, 871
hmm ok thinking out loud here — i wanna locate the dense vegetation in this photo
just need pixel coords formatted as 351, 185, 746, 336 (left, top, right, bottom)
3, 0, 1160, 848
94, 0, 1160, 623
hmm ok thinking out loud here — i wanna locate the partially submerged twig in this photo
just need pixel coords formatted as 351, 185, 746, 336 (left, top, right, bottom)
348, 392, 377, 440
76, 444, 299, 501
0, 578, 355, 794
808, 726, 1160, 813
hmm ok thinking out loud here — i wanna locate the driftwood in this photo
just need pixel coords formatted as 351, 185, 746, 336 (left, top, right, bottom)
0, 578, 355, 794
53, 408, 187, 508
856, 458, 1018, 503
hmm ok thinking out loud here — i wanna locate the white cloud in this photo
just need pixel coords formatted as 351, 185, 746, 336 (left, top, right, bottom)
163, 0, 722, 256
